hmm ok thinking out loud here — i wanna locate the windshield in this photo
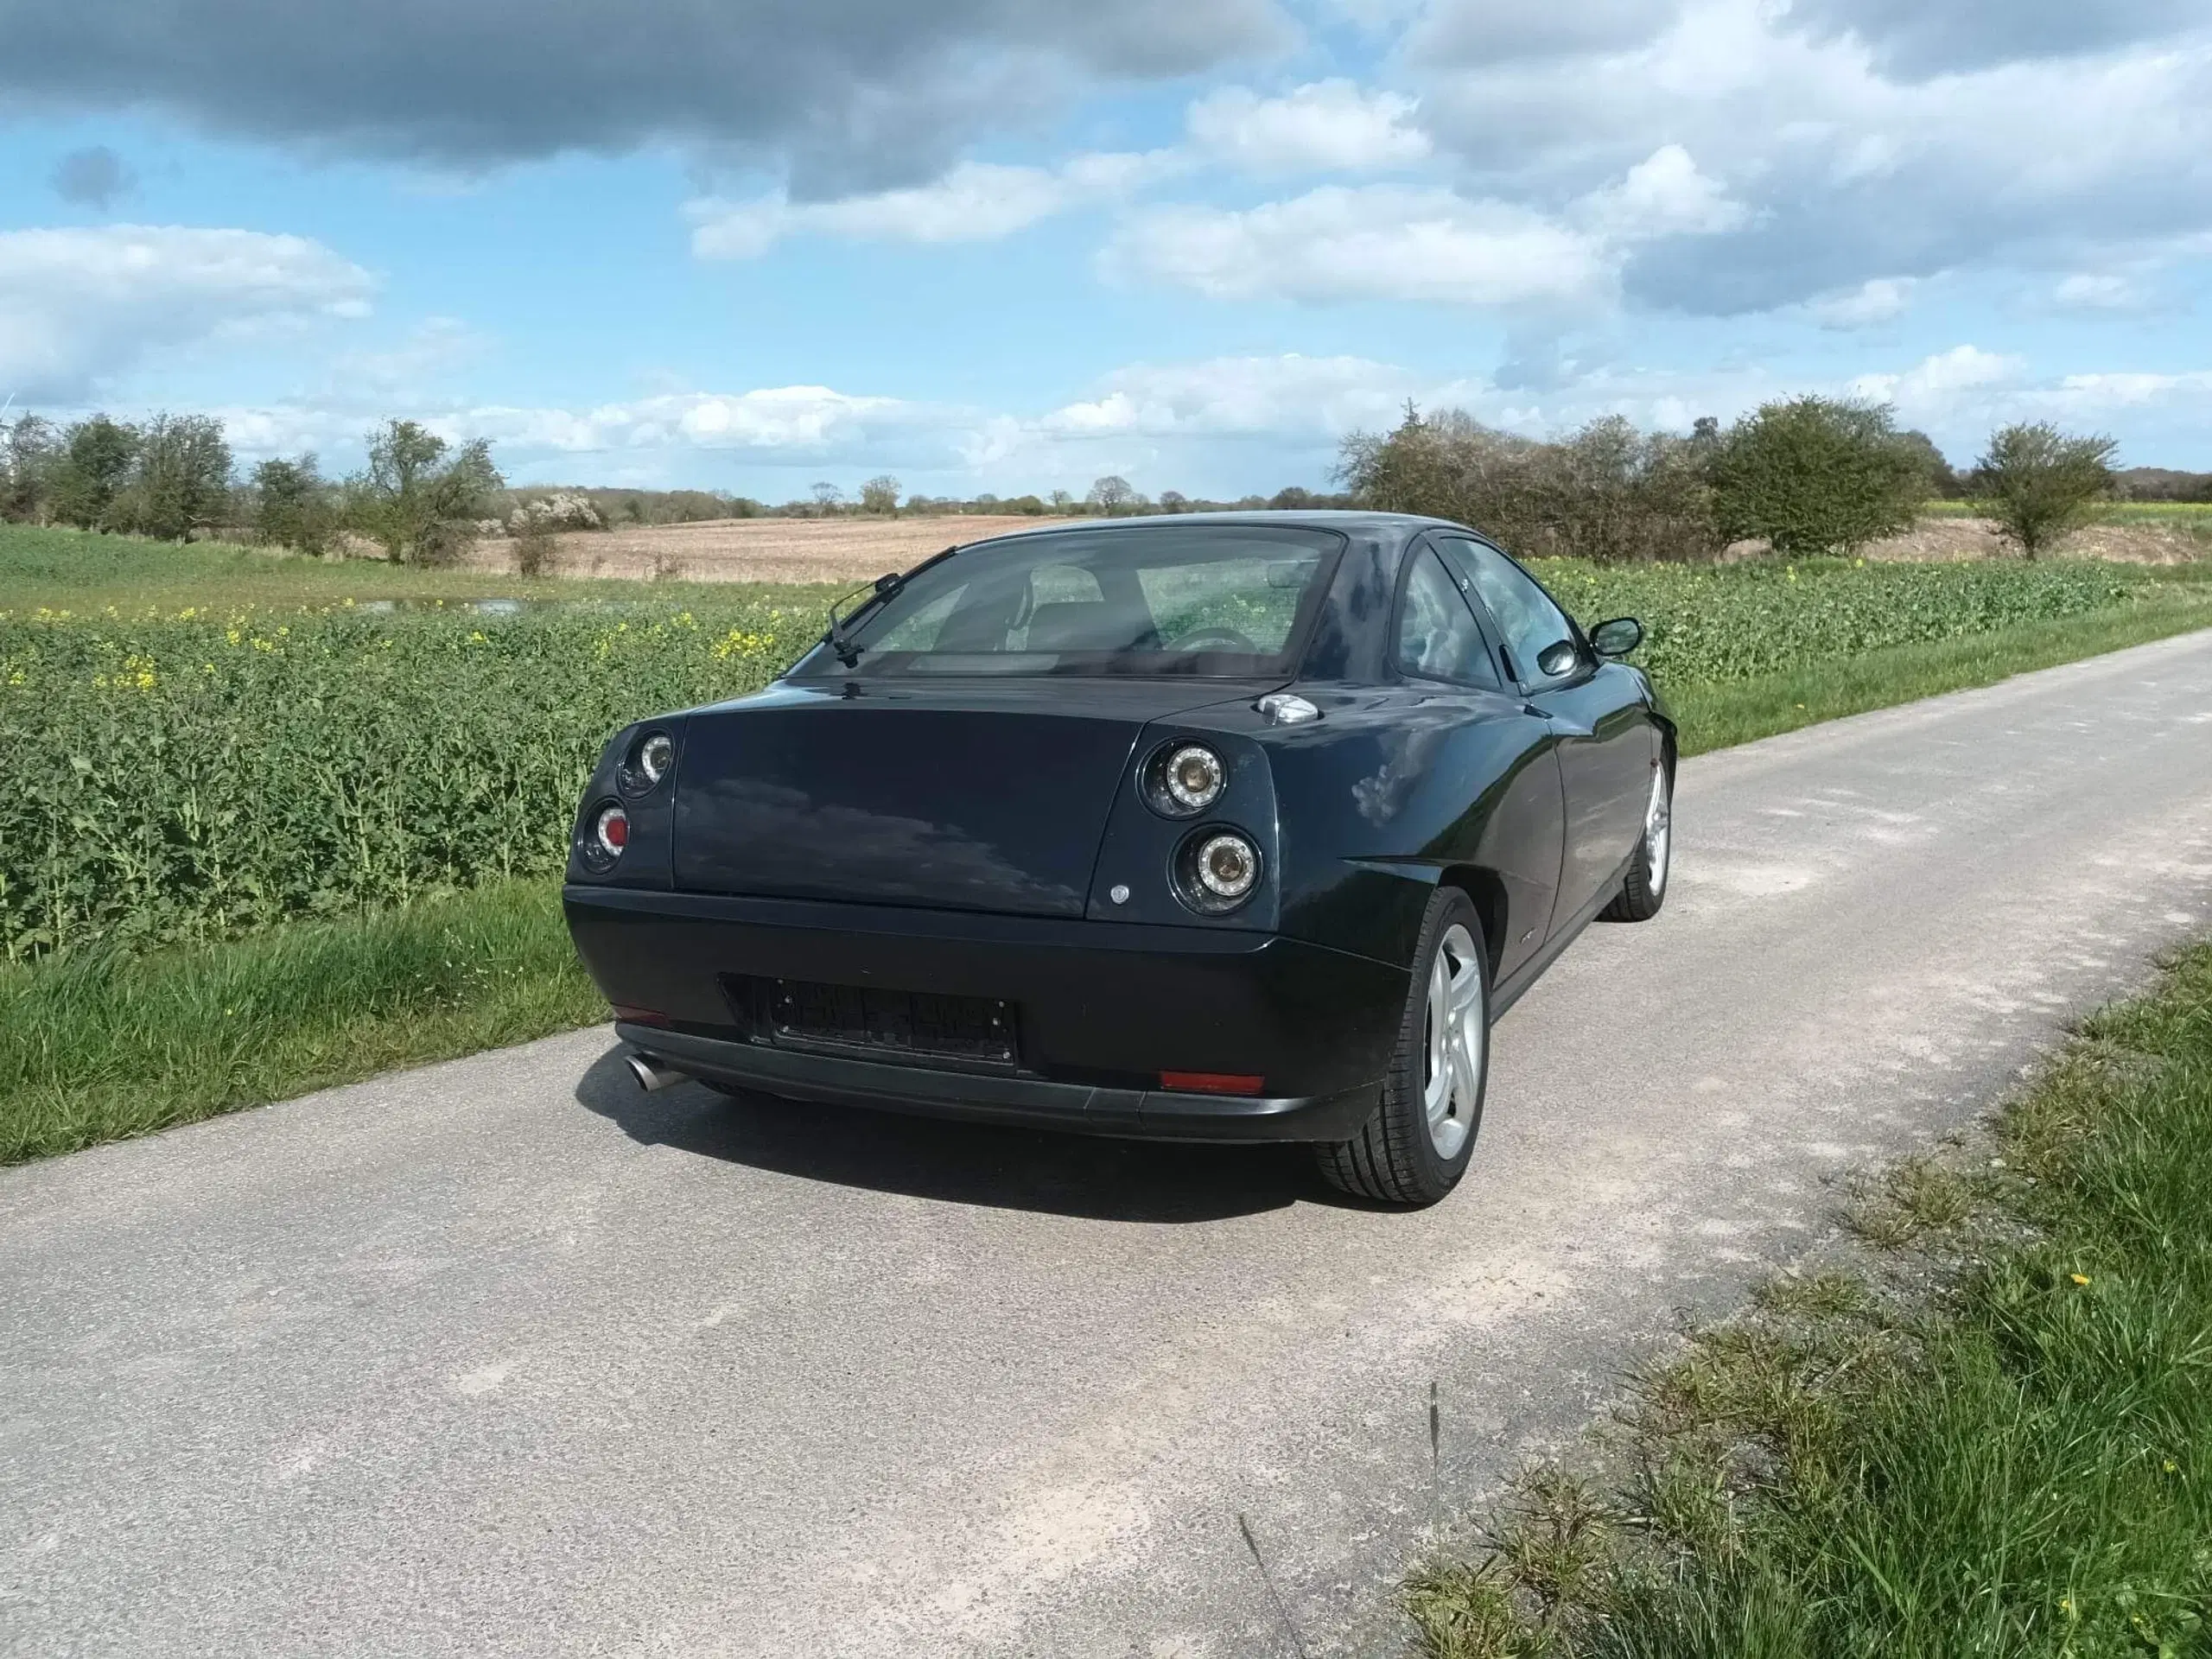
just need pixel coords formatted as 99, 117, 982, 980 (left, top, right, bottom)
793, 524, 1344, 679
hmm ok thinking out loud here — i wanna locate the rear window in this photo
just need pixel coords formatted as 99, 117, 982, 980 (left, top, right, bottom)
794, 524, 1344, 679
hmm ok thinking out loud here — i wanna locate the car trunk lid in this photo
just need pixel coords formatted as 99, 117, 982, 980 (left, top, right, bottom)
671, 679, 1265, 917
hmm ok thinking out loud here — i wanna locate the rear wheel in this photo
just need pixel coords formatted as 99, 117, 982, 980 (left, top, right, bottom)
1600, 757, 1672, 923
1316, 888, 1489, 1207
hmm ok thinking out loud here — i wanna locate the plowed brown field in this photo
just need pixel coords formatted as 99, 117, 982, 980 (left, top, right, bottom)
464, 514, 1079, 585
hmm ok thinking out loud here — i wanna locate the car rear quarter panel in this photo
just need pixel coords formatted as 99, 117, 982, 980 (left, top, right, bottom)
1255, 689, 1567, 974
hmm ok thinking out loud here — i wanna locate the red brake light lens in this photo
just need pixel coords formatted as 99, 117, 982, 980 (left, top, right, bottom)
594, 804, 629, 856
1158, 1071, 1266, 1096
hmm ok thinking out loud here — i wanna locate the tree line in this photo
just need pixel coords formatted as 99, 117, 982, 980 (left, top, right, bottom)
0, 398, 2169, 567
1, 412, 505, 565
1338, 398, 2129, 561
0, 408, 1361, 563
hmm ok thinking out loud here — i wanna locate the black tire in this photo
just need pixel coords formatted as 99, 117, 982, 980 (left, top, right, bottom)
1316, 888, 1490, 1207
1599, 757, 1672, 923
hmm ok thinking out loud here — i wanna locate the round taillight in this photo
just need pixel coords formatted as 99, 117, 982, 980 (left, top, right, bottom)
595, 804, 629, 857
1196, 833, 1256, 899
1146, 741, 1226, 817
620, 729, 677, 798
1175, 827, 1262, 915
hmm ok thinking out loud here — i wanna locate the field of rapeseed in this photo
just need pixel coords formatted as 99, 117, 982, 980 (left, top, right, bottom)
0, 555, 2176, 963
0, 599, 794, 959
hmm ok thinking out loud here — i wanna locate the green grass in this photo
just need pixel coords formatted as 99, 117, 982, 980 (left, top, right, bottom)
0, 879, 604, 1164
1669, 581, 2212, 755
1406, 943, 2212, 1658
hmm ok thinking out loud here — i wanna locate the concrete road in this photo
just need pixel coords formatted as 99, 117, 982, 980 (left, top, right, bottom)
7, 632, 2212, 1659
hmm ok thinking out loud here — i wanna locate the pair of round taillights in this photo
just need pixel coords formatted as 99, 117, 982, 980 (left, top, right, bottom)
1146, 741, 1261, 914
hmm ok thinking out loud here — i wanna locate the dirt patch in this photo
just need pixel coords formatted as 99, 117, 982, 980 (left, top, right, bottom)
1861, 516, 2209, 564
461, 515, 1081, 585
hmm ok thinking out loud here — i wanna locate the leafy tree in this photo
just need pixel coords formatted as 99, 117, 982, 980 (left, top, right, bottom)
1157, 490, 1189, 513
1268, 486, 1316, 510
1338, 404, 1720, 563
810, 481, 843, 513
1897, 429, 1961, 498
1337, 404, 1462, 518
251, 454, 339, 554
119, 413, 232, 541
1, 414, 60, 522
1708, 397, 1929, 556
50, 415, 141, 530
1970, 423, 2118, 558
1088, 475, 1136, 515
858, 474, 900, 516
346, 420, 502, 565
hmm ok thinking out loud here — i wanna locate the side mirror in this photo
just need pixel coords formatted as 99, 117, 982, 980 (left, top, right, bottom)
1536, 639, 1581, 678
1590, 617, 1643, 658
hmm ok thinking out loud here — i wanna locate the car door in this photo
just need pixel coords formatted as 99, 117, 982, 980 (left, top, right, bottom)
1436, 537, 1656, 930
1393, 541, 1566, 983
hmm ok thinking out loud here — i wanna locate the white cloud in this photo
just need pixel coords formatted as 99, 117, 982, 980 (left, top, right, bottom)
0, 225, 373, 401
1040, 353, 1475, 438
1410, 0, 2212, 315
1805, 276, 1916, 328
2051, 272, 2147, 312
1103, 185, 1607, 306
1185, 79, 1431, 173
1574, 143, 1746, 238
689, 152, 1181, 258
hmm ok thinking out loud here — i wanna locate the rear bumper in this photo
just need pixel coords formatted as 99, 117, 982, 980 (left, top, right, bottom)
564, 885, 1402, 1143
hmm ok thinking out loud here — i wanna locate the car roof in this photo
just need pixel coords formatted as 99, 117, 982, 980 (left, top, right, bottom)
950, 509, 1462, 549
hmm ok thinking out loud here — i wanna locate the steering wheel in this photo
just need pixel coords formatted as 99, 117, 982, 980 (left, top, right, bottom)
1171, 626, 1259, 653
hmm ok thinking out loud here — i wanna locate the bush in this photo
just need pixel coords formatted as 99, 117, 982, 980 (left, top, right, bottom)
1, 415, 60, 524
49, 416, 140, 531
1337, 407, 1720, 562
345, 420, 502, 565
1970, 423, 2118, 558
507, 492, 603, 534
251, 455, 340, 555
1708, 397, 1929, 556
114, 414, 232, 542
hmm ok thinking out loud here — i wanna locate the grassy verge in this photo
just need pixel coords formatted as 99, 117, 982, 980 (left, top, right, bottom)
1408, 942, 2212, 1657
0, 879, 603, 1164
1672, 582, 2212, 755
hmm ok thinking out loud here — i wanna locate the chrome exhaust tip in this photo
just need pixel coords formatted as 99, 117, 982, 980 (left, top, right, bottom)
626, 1051, 687, 1092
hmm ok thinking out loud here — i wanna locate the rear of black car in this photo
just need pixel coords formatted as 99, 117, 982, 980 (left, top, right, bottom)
560, 522, 1407, 1139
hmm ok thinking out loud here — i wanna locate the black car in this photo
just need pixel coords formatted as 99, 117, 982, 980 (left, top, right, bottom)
563, 512, 1672, 1205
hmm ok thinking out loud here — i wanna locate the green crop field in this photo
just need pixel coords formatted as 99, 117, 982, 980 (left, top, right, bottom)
0, 533, 2202, 964
5, 524, 2212, 1161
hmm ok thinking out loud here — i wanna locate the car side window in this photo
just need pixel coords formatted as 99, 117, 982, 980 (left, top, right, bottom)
1395, 548, 1502, 688
1439, 538, 1581, 689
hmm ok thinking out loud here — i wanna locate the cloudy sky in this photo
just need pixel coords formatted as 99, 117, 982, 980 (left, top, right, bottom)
3, 0, 2209, 499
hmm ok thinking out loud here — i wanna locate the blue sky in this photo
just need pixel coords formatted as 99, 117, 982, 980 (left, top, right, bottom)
3, 0, 2209, 502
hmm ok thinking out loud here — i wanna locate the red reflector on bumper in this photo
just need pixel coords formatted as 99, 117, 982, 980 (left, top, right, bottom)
1158, 1071, 1265, 1096
612, 1004, 670, 1027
